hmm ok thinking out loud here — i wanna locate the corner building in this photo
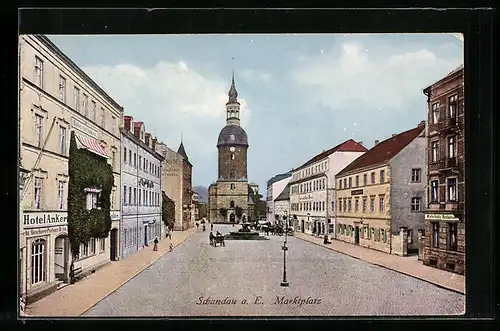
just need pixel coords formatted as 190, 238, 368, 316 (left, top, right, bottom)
208, 74, 252, 223
19, 35, 122, 304
422, 65, 465, 274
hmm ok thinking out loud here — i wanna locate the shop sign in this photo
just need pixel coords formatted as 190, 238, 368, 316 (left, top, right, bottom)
21, 225, 68, 237
299, 194, 313, 201
110, 211, 121, 221
351, 189, 364, 196
424, 213, 459, 221
72, 117, 99, 139
23, 211, 68, 229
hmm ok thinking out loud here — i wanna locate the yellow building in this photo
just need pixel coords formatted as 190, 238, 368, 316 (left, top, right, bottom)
335, 122, 426, 256
19, 35, 123, 304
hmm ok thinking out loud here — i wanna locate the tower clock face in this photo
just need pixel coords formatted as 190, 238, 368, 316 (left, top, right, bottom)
229, 147, 235, 152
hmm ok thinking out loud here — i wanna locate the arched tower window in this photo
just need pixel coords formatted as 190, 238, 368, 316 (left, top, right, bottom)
230, 200, 235, 208
230, 169, 235, 179
231, 154, 235, 160
31, 238, 46, 285
231, 183, 235, 190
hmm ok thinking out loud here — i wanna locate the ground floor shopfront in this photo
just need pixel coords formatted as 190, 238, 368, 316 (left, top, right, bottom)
20, 210, 121, 304
422, 212, 465, 275
292, 214, 333, 237
120, 213, 162, 260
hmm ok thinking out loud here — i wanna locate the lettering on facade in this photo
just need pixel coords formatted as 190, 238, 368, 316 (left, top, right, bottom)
72, 117, 99, 139
23, 212, 68, 229
424, 213, 459, 221
110, 211, 121, 220
21, 225, 68, 237
298, 194, 313, 201
351, 189, 364, 196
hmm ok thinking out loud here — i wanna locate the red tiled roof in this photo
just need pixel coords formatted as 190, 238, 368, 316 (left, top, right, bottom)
337, 122, 425, 176
295, 139, 368, 172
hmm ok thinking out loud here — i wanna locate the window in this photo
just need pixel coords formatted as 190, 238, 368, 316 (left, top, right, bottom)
139, 189, 142, 205
338, 180, 342, 189
139, 156, 142, 169
431, 141, 439, 162
447, 178, 457, 201
347, 199, 352, 212
363, 174, 367, 186
448, 95, 457, 118
34, 177, 42, 209
35, 56, 44, 88
370, 172, 375, 184
59, 76, 66, 102
380, 170, 385, 183
411, 168, 421, 182
100, 238, 105, 252
411, 197, 422, 211
149, 191, 152, 206
231, 183, 235, 190
449, 223, 457, 251
128, 186, 132, 205
338, 198, 342, 212
432, 222, 439, 248
101, 108, 105, 129
133, 188, 137, 205
123, 186, 127, 205
86, 190, 99, 210
35, 114, 43, 148
432, 103, 440, 123
348, 177, 352, 188
59, 126, 67, 155
370, 197, 375, 212
230, 200, 235, 208
355, 176, 359, 187
58, 181, 65, 210
430, 180, 439, 202
143, 190, 146, 205
322, 201, 325, 211
83, 94, 88, 116
112, 116, 116, 134
89, 238, 96, 255
134, 153, 137, 167
31, 239, 46, 285
129, 150, 132, 165
362, 197, 367, 213
379, 196, 385, 212
91, 101, 97, 122
123, 147, 127, 162
447, 136, 456, 158
74, 87, 80, 111
231, 154, 235, 160
354, 199, 359, 212
111, 151, 116, 171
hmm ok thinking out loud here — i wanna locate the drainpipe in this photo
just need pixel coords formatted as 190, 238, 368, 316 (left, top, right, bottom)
136, 142, 139, 252
324, 174, 329, 240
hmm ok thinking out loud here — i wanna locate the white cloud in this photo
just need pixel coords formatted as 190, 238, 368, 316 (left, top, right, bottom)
82, 60, 251, 161
239, 69, 272, 83
291, 41, 463, 111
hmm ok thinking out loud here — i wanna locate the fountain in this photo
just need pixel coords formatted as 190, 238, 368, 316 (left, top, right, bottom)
225, 220, 268, 240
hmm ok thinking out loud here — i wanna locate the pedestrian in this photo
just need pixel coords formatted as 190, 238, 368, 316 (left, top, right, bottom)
196, 222, 199, 230
169, 243, 173, 252
169, 231, 172, 240
153, 237, 159, 251
211, 223, 214, 231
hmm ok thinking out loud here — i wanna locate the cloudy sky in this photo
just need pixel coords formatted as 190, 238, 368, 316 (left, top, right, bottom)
47, 34, 463, 194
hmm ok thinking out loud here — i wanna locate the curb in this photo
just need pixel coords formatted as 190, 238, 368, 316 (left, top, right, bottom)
79, 229, 197, 316
294, 235, 465, 295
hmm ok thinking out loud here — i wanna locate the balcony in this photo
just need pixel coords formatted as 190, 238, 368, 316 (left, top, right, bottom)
439, 157, 458, 171
438, 116, 458, 132
445, 201, 459, 212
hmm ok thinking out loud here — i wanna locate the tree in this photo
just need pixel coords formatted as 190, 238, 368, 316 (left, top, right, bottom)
234, 206, 243, 220
219, 207, 228, 221
68, 131, 113, 283
162, 191, 176, 231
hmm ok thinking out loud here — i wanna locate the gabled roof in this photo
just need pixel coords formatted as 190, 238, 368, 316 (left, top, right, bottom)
274, 183, 290, 201
337, 122, 426, 177
267, 171, 292, 188
294, 139, 367, 172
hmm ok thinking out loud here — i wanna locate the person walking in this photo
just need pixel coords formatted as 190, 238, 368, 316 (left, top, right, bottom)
196, 222, 199, 230
153, 237, 159, 251
211, 223, 214, 231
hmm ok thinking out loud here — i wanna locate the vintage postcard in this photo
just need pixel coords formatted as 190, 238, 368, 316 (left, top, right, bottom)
18, 32, 465, 317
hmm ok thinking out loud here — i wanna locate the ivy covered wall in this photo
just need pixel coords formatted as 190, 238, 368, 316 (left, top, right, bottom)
68, 131, 114, 257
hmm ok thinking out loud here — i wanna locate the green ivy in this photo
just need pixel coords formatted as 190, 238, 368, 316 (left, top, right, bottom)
162, 191, 175, 231
234, 206, 243, 218
68, 131, 114, 258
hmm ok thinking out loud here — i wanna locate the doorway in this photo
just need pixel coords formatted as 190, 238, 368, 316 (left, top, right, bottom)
144, 225, 148, 246
301, 220, 305, 233
354, 226, 360, 245
230, 213, 235, 224
110, 228, 118, 261
54, 235, 68, 282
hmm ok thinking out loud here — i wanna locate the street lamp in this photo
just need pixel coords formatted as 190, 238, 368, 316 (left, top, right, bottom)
307, 212, 310, 234
281, 211, 289, 287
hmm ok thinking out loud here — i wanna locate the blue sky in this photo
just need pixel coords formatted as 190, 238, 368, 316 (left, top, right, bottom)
47, 34, 463, 195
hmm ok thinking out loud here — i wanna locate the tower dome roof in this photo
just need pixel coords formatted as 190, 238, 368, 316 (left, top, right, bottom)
217, 124, 248, 147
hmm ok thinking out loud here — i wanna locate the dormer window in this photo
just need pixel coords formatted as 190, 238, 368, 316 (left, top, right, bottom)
140, 131, 144, 141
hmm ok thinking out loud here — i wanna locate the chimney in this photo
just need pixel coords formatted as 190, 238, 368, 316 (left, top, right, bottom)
374, 140, 379, 146
133, 123, 142, 139
419, 120, 426, 127
124, 115, 133, 132
145, 133, 151, 146
152, 137, 157, 151
392, 134, 397, 137
358, 141, 363, 146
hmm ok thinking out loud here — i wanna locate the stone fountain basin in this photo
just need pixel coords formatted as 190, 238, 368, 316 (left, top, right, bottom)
224, 231, 269, 240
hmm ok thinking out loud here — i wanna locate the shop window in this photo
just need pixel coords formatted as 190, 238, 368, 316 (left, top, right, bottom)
31, 238, 46, 285
432, 222, 439, 248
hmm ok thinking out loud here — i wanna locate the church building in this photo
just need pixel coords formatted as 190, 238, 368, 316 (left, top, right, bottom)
208, 73, 254, 223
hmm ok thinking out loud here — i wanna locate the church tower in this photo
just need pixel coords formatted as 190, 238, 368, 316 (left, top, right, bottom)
208, 72, 250, 223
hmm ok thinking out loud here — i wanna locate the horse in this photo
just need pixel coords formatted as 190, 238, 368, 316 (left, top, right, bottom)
209, 232, 215, 246
213, 235, 225, 247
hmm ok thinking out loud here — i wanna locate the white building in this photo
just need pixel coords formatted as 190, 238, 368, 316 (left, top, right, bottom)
274, 183, 291, 224
19, 35, 123, 304
289, 139, 367, 237
266, 172, 292, 223
120, 116, 164, 259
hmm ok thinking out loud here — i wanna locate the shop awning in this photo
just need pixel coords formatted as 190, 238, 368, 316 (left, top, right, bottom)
75, 134, 109, 159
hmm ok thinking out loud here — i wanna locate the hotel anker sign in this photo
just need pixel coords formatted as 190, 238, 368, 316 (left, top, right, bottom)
23, 212, 68, 229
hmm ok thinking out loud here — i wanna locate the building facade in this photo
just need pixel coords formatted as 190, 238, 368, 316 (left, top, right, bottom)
208, 74, 253, 223
335, 122, 426, 256
289, 140, 367, 238
19, 35, 122, 304
274, 183, 291, 225
120, 116, 164, 260
156, 141, 194, 231
422, 65, 465, 274
265, 172, 292, 223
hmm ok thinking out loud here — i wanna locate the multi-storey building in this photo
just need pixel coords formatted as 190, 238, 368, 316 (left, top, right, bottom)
19, 35, 123, 304
335, 122, 426, 256
266, 172, 292, 223
289, 140, 367, 237
274, 183, 291, 225
422, 65, 465, 274
192, 192, 200, 224
156, 140, 194, 230
120, 116, 164, 259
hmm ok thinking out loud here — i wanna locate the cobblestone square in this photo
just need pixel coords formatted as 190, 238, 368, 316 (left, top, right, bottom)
83, 225, 464, 317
